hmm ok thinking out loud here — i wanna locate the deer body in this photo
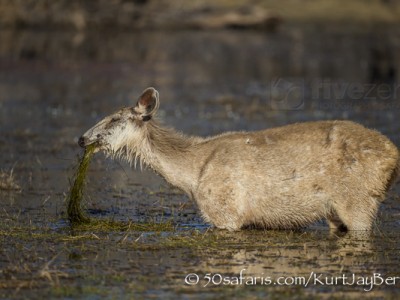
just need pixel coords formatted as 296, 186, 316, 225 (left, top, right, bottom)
79, 88, 400, 232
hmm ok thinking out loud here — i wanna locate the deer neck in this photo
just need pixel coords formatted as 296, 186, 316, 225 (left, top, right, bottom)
134, 121, 201, 194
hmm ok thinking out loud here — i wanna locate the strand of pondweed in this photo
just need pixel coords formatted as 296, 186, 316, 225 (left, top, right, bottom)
67, 144, 96, 224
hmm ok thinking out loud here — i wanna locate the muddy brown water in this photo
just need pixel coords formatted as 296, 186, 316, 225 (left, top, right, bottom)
1, 25, 400, 299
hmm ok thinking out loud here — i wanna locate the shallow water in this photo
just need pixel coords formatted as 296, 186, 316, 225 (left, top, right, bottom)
1, 25, 400, 299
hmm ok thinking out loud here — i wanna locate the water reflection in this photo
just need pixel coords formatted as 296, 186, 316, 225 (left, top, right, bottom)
0, 25, 399, 298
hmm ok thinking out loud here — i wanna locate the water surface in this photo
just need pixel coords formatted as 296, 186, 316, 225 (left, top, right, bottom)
1, 25, 400, 299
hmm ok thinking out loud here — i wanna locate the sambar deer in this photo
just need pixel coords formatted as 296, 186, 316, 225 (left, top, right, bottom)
79, 87, 399, 233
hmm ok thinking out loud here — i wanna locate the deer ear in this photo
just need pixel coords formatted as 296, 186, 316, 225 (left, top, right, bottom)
135, 87, 160, 121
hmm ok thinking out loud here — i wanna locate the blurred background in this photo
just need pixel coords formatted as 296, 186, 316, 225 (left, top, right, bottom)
2, 0, 399, 198
1, 0, 400, 298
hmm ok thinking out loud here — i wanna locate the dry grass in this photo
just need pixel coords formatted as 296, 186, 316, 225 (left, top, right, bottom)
0, 168, 20, 191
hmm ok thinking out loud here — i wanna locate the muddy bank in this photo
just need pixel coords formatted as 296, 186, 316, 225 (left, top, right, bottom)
0, 0, 279, 31
1, 0, 400, 31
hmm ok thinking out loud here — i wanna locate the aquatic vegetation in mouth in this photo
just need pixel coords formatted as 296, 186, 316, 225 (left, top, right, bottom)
67, 144, 96, 225
66, 144, 175, 231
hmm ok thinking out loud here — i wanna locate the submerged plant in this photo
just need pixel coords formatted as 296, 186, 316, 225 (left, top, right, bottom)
67, 144, 96, 224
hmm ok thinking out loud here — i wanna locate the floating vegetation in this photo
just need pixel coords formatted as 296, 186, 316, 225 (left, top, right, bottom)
158, 230, 219, 249
67, 144, 96, 225
71, 219, 175, 232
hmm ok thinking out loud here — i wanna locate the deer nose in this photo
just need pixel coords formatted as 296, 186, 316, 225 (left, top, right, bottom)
78, 136, 86, 148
